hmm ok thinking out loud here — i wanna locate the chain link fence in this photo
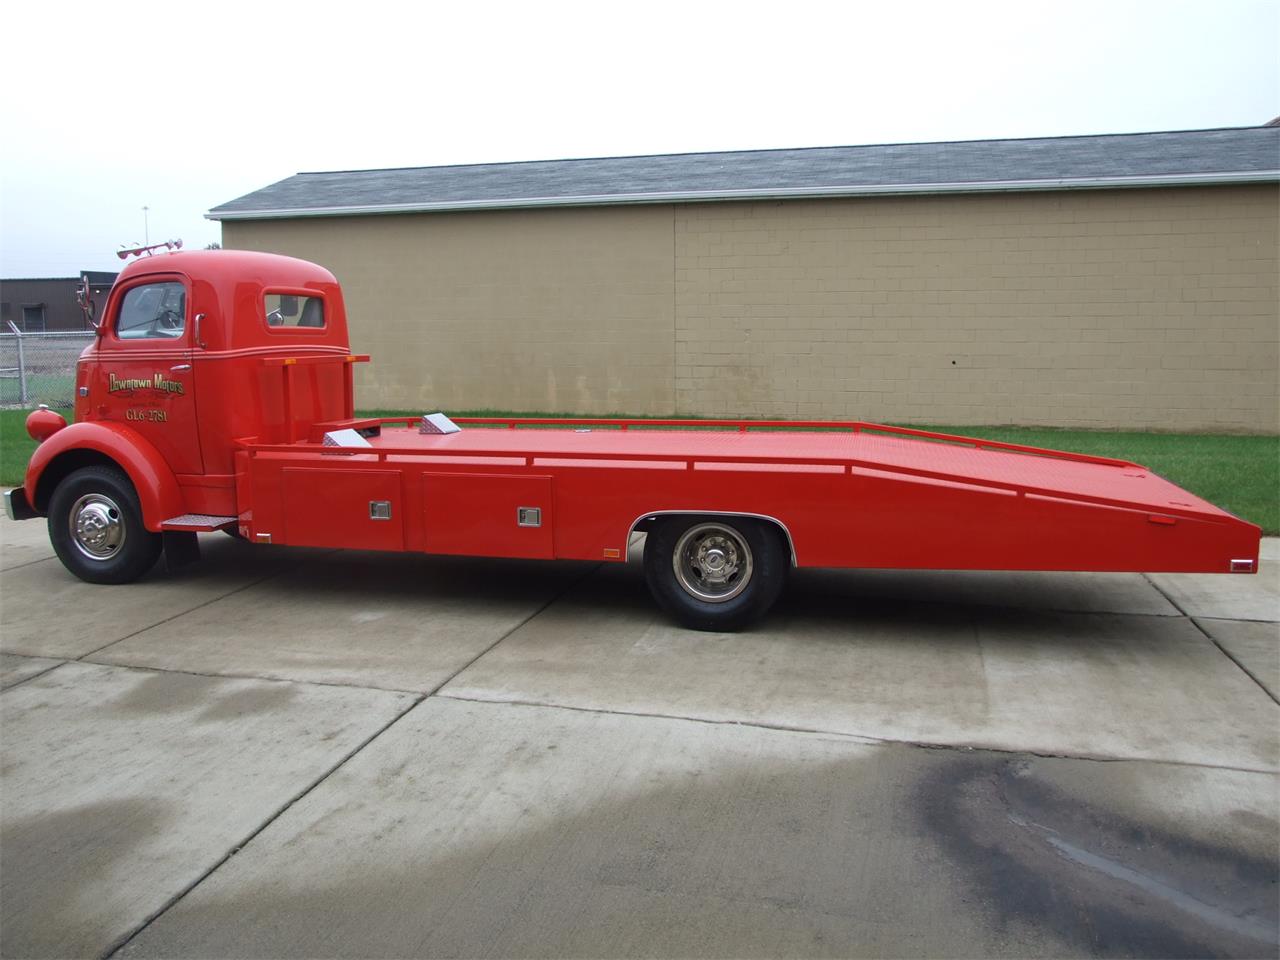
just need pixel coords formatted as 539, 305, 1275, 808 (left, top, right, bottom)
0, 325, 94, 409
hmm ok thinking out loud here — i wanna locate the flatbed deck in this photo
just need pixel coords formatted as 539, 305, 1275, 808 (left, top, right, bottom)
234, 417, 1258, 576
255, 418, 1235, 524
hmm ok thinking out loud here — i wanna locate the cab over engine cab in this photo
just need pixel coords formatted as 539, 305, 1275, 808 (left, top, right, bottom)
14, 250, 362, 583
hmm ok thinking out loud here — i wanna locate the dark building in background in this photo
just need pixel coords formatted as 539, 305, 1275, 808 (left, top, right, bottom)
0, 272, 117, 332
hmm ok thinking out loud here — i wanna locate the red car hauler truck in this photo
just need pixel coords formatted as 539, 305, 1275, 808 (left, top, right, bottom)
4, 250, 1261, 631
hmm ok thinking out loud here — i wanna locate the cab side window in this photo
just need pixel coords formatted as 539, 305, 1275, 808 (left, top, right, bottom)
117, 282, 186, 339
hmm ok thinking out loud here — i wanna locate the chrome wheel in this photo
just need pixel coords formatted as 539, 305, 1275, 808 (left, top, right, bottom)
48, 466, 162, 584
672, 522, 753, 603
69, 493, 126, 561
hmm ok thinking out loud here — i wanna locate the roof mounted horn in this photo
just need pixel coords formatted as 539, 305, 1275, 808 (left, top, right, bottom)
117, 239, 183, 260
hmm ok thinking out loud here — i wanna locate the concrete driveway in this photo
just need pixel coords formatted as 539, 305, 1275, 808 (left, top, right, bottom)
1, 516, 1276, 959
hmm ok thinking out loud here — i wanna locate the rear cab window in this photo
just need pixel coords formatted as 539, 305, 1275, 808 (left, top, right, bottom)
265, 293, 325, 330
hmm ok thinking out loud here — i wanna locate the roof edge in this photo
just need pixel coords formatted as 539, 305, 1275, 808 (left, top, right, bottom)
289, 124, 1276, 178
207, 170, 1280, 221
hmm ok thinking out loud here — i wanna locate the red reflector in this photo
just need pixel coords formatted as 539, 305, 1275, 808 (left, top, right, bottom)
1230, 559, 1256, 573
1147, 515, 1177, 526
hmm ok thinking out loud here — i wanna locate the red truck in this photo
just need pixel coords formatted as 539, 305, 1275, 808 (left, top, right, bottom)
4, 250, 1261, 630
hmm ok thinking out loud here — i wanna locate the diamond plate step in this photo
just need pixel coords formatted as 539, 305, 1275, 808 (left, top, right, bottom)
160, 514, 237, 532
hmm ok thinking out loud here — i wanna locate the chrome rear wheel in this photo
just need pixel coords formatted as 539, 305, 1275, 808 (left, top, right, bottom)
644, 516, 788, 631
672, 522, 754, 602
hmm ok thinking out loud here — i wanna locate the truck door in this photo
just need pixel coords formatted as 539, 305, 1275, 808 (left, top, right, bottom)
89, 275, 204, 475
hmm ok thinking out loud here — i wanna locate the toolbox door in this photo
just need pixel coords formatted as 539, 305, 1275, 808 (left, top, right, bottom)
282, 468, 404, 551
422, 473, 554, 559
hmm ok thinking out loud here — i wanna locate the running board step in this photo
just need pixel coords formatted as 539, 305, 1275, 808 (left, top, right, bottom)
160, 514, 237, 532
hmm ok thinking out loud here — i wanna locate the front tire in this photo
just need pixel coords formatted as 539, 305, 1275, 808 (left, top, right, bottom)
643, 516, 788, 631
48, 466, 162, 584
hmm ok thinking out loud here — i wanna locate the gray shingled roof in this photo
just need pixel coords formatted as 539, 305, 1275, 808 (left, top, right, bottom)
209, 126, 1280, 220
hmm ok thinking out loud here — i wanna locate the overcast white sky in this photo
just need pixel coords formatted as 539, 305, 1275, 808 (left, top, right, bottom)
1, 0, 1275, 277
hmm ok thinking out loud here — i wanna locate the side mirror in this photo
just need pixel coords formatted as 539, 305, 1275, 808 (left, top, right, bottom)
76, 277, 102, 333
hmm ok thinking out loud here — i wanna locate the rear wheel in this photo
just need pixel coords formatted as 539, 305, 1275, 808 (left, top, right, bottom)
643, 516, 788, 631
48, 466, 162, 584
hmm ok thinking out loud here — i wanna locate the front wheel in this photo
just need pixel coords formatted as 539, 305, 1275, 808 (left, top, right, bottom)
643, 516, 789, 631
48, 466, 162, 584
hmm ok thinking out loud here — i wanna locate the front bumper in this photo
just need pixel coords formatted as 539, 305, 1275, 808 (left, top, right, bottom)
3, 487, 37, 521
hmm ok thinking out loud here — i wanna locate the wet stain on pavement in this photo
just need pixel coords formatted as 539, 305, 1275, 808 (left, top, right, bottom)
113, 729, 1280, 959
1, 798, 175, 959
109, 671, 220, 716
196, 684, 298, 723
106, 672, 298, 724
918, 756, 1279, 958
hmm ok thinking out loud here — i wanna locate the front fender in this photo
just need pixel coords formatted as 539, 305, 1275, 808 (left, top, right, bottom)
25, 422, 184, 531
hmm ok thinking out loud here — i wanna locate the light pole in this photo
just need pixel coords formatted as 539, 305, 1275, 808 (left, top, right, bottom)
142, 206, 149, 245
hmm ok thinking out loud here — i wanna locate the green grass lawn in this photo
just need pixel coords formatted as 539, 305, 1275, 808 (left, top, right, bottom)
3, 408, 1275, 533
1, 410, 39, 486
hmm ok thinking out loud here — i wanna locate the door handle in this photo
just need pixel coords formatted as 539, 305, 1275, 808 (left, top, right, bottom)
170, 364, 192, 372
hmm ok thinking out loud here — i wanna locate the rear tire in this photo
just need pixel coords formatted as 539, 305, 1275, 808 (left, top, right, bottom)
48, 466, 162, 584
643, 516, 788, 631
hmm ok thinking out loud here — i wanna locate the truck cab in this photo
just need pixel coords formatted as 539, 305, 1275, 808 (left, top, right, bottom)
79, 250, 357, 512
9, 249, 365, 582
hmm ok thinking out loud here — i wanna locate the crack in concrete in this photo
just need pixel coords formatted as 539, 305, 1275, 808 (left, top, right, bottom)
0, 656, 68, 692
427, 562, 604, 698
1143, 574, 1280, 708
82, 562, 606, 698
0, 554, 58, 574
76, 549, 342, 663
99, 690, 427, 960
36, 652, 1270, 777
434, 691, 1280, 776
1195, 614, 1280, 624
75, 660, 419, 695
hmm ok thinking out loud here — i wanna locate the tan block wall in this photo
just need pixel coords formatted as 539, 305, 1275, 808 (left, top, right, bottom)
674, 186, 1278, 431
224, 184, 1279, 432
224, 206, 676, 414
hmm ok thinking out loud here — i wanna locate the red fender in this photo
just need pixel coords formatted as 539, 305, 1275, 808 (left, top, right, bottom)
24, 422, 184, 531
